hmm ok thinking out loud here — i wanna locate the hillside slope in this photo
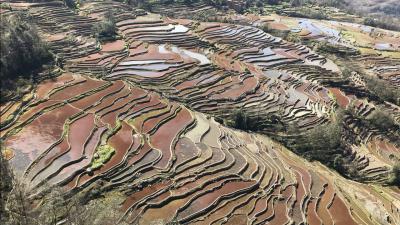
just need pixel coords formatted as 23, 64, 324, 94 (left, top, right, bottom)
1, 0, 399, 224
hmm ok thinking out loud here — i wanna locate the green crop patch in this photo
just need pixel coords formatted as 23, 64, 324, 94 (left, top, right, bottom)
90, 145, 115, 170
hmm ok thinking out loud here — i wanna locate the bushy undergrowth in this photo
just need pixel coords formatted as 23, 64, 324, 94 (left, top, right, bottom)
92, 11, 118, 41
90, 145, 115, 169
63, 0, 77, 9
365, 77, 400, 105
222, 108, 363, 179
280, 6, 328, 20
366, 109, 398, 132
290, 121, 344, 164
389, 163, 400, 186
0, 13, 53, 102
260, 23, 290, 39
224, 110, 285, 132
3, 178, 128, 225
316, 41, 360, 56
0, 146, 13, 224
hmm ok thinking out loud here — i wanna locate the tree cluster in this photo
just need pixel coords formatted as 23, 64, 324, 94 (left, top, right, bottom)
366, 109, 398, 132
285, 111, 360, 178
63, 0, 77, 9
92, 11, 118, 41
365, 76, 400, 105
0, 13, 53, 102
2, 175, 128, 225
224, 109, 285, 132
389, 163, 400, 186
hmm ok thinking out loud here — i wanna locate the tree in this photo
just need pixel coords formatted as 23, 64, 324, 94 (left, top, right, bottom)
2, 143, 128, 225
365, 77, 400, 105
4, 179, 129, 225
1, 12, 53, 102
92, 11, 118, 41
4, 177, 33, 225
366, 109, 397, 131
0, 146, 13, 224
286, 33, 301, 43
231, 110, 250, 130
291, 0, 304, 7
267, 0, 280, 5
63, 0, 77, 9
389, 163, 400, 186
291, 120, 344, 167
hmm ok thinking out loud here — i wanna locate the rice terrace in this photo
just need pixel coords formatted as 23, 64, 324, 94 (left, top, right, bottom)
0, 0, 399, 225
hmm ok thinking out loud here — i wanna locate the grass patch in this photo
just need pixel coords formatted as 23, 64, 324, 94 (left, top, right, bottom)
381, 51, 400, 59
90, 145, 115, 170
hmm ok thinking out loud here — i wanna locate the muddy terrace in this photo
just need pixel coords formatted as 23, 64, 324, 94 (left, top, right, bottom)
1, 1, 399, 224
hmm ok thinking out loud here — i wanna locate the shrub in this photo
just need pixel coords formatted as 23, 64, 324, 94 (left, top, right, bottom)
283, 7, 328, 20
290, 120, 344, 167
92, 11, 118, 41
366, 109, 397, 131
90, 145, 115, 169
260, 23, 289, 39
0, 13, 53, 102
317, 41, 360, 56
363, 16, 400, 32
4, 177, 129, 225
230, 110, 252, 130
388, 163, 400, 186
267, 0, 281, 5
286, 33, 301, 43
365, 77, 400, 105
224, 109, 285, 132
63, 0, 77, 9
290, 0, 304, 7
0, 145, 13, 223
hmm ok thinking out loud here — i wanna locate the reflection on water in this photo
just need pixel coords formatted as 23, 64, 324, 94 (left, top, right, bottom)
119, 63, 180, 71
170, 24, 189, 33
375, 43, 393, 51
298, 19, 341, 44
158, 44, 170, 54
119, 60, 166, 66
170, 46, 210, 65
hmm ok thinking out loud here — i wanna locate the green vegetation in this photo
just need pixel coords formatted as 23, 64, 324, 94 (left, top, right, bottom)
0, 146, 13, 224
228, 110, 257, 130
1, 13, 53, 102
312, 0, 400, 31
365, 76, 400, 105
3, 174, 129, 225
129, 0, 153, 11
0, 3, 11, 10
224, 109, 285, 132
316, 41, 360, 56
335, 59, 399, 105
260, 23, 290, 39
388, 163, 400, 186
286, 33, 302, 43
366, 109, 398, 132
284, 111, 360, 178
291, 121, 343, 164
277, 5, 328, 20
92, 11, 118, 41
192, 8, 219, 22
63, 0, 77, 9
90, 145, 115, 169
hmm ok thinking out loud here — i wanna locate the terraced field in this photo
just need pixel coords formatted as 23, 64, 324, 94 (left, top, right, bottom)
1, 1, 399, 225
